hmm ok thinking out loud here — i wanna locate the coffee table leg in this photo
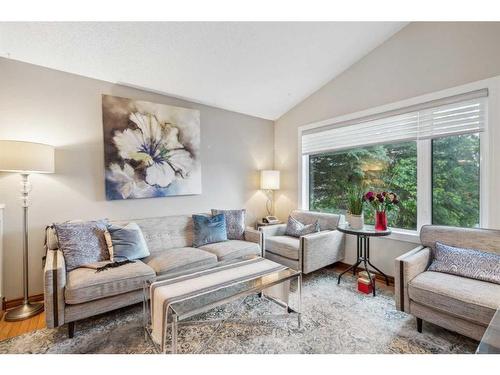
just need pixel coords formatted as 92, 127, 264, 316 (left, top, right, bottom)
297, 273, 302, 328
171, 314, 178, 354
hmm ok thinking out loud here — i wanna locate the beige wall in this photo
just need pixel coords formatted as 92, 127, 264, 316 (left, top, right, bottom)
0, 58, 274, 300
275, 22, 500, 275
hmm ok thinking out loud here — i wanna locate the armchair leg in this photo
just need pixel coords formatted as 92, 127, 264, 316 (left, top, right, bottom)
416, 317, 423, 333
68, 321, 75, 338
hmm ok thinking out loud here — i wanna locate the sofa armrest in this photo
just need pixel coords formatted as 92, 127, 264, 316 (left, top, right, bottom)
259, 223, 287, 237
300, 230, 345, 273
44, 249, 66, 328
394, 246, 431, 313
244, 228, 263, 255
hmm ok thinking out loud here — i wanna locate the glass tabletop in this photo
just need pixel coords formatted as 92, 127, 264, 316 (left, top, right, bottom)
149, 255, 300, 320
477, 308, 500, 354
169, 267, 298, 319
337, 223, 392, 236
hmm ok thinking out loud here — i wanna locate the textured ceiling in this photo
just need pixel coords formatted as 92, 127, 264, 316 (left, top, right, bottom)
0, 22, 407, 119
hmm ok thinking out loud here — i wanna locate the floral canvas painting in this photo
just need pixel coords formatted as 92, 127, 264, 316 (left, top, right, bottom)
102, 95, 201, 200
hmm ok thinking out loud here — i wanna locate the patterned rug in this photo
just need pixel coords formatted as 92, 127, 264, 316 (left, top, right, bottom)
0, 267, 478, 354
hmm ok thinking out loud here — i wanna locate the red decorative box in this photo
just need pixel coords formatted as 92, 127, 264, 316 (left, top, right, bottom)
357, 278, 373, 294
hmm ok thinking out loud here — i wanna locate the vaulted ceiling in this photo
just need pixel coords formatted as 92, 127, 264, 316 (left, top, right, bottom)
0, 22, 407, 119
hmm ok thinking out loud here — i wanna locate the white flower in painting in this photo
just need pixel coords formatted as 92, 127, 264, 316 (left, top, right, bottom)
106, 163, 151, 199
112, 112, 194, 188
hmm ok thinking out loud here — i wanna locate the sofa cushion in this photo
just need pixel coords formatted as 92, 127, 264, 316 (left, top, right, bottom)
408, 271, 500, 326
145, 247, 217, 276
192, 214, 228, 247
199, 240, 260, 261
211, 209, 246, 240
107, 222, 150, 261
65, 260, 155, 304
264, 235, 300, 260
54, 220, 111, 271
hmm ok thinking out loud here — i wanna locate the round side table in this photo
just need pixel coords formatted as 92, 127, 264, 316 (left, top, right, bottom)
337, 224, 391, 296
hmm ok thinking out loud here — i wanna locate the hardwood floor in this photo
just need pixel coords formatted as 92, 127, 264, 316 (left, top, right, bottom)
0, 311, 46, 341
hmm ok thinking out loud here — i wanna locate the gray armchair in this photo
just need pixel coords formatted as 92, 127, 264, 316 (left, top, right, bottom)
260, 210, 345, 274
395, 225, 500, 341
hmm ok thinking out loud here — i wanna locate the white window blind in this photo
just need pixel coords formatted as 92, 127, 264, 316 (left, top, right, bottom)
302, 89, 487, 155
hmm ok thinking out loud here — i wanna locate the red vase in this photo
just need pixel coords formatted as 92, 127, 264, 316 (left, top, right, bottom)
375, 211, 388, 231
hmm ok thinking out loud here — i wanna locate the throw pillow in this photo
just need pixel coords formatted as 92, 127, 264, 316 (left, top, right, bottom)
192, 214, 228, 247
211, 209, 246, 240
106, 222, 150, 261
428, 242, 500, 285
285, 215, 320, 238
53, 220, 110, 271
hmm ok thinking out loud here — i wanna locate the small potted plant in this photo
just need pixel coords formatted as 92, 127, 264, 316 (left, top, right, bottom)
364, 191, 399, 231
347, 188, 364, 229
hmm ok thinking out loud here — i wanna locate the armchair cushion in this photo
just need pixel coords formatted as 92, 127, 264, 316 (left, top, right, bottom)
199, 240, 260, 261
285, 215, 320, 238
264, 235, 300, 260
428, 242, 500, 285
408, 271, 500, 326
65, 260, 155, 304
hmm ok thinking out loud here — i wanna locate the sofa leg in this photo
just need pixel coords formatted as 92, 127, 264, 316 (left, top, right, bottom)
68, 322, 75, 338
416, 318, 423, 333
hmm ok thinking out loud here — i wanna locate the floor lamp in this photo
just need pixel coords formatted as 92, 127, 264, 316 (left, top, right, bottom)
0, 140, 55, 321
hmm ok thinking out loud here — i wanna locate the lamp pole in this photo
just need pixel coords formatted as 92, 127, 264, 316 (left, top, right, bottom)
5, 174, 44, 321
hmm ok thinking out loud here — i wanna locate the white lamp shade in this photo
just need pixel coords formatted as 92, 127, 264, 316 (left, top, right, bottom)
260, 170, 280, 190
0, 140, 55, 174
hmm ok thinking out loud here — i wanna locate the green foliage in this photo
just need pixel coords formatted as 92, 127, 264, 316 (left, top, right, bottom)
309, 134, 480, 230
346, 187, 364, 215
432, 134, 480, 227
309, 141, 417, 230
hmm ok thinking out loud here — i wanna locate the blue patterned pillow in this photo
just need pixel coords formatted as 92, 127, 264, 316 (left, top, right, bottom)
211, 209, 245, 240
428, 242, 500, 285
285, 215, 320, 238
192, 214, 228, 247
106, 222, 150, 261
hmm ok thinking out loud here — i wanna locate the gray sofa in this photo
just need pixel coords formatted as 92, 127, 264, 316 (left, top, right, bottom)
260, 210, 345, 274
43, 214, 262, 336
395, 225, 500, 341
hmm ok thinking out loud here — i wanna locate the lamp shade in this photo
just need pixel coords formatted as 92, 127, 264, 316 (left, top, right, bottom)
260, 170, 280, 190
0, 140, 55, 174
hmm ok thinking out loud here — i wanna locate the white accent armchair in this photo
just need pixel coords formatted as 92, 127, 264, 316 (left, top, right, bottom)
259, 210, 345, 274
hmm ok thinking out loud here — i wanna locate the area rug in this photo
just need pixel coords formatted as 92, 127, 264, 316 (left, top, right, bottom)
0, 267, 478, 354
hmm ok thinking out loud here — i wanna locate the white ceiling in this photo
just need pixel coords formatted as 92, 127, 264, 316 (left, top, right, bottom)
0, 22, 407, 120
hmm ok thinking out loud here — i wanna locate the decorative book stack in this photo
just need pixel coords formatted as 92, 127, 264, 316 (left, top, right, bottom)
357, 271, 375, 294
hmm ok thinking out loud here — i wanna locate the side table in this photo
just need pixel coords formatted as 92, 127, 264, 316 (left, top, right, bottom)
337, 224, 391, 296
255, 221, 283, 230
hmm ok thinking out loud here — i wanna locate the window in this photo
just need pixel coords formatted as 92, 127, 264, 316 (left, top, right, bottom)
309, 142, 417, 230
432, 133, 480, 227
302, 90, 487, 231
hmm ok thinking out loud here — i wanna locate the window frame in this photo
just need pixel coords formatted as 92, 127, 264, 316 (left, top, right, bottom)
298, 80, 494, 243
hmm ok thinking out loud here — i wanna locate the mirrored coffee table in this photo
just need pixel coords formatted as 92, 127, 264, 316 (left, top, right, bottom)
477, 308, 500, 354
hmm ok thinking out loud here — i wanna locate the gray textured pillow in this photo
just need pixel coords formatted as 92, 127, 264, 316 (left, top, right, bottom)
211, 209, 245, 240
106, 222, 150, 261
428, 242, 500, 285
285, 215, 320, 238
53, 220, 110, 271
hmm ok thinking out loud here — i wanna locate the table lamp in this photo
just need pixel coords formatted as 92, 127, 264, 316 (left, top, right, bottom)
260, 170, 280, 216
0, 140, 55, 321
